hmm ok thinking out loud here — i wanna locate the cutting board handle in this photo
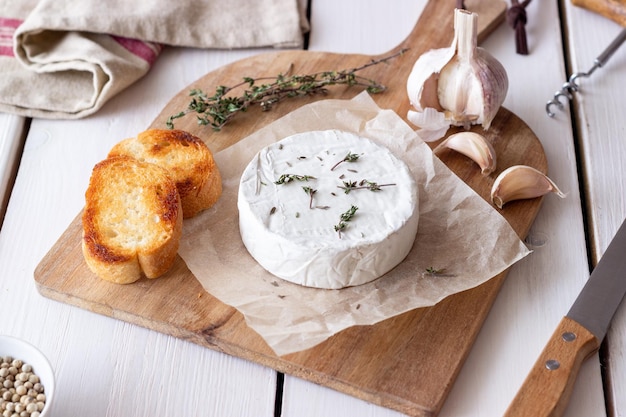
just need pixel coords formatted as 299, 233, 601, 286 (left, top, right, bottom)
387, 0, 507, 61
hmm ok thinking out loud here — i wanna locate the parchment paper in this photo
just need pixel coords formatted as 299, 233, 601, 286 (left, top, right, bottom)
178, 92, 531, 356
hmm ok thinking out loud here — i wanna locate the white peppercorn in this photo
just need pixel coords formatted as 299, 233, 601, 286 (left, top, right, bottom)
0, 358, 45, 417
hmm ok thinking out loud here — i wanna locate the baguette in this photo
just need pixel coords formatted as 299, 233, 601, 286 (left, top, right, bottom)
82, 156, 183, 284
108, 129, 222, 218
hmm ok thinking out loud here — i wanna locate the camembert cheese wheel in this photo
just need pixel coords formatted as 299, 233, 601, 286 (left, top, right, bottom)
237, 130, 419, 289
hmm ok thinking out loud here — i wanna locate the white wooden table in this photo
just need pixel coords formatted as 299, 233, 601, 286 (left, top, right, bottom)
1, 1, 624, 416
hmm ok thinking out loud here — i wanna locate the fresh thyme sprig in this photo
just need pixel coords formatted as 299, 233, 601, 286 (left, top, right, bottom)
166, 49, 408, 131
334, 205, 358, 236
330, 152, 360, 171
302, 186, 317, 209
338, 179, 396, 194
274, 174, 315, 184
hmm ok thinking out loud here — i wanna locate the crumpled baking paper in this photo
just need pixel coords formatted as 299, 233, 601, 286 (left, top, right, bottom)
178, 92, 531, 356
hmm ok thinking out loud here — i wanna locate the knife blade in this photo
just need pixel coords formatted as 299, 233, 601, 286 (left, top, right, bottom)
504, 217, 626, 417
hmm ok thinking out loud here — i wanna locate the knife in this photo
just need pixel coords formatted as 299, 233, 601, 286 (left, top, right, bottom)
504, 217, 626, 417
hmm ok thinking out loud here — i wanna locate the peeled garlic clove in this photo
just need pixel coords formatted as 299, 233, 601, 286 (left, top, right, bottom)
491, 165, 566, 208
433, 131, 496, 175
406, 9, 508, 133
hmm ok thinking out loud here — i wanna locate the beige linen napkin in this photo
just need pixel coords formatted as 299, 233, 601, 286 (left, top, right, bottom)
0, 0, 307, 119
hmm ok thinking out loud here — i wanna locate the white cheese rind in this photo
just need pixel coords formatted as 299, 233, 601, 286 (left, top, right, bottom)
237, 130, 419, 289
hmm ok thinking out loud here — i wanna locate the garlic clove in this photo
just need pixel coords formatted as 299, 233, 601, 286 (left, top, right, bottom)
433, 131, 496, 175
490, 165, 566, 208
407, 108, 450, 142
407, 47, 455, 113
406, 9, 508, 135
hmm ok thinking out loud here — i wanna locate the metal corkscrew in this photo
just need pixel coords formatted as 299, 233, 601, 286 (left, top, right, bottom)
546, 27, 626, 117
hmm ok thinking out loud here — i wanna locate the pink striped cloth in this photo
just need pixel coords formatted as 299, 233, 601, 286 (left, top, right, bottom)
0, 0, 307, 119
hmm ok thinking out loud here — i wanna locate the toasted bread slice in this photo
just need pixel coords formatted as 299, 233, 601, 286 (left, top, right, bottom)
108, 129, 222, 218
82, 156, 183, 284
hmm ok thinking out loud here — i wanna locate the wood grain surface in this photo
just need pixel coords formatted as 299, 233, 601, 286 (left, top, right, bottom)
34, 1, 550, 416
572, 0, 626, 26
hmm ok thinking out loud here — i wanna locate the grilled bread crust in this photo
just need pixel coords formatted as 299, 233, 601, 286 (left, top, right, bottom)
108, 129, 222, 218
82, 156, 183, 284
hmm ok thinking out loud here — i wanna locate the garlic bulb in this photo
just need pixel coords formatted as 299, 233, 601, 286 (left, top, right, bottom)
407, 9, 508, 140
433, 131, 496, 175
491, 165, 566, 208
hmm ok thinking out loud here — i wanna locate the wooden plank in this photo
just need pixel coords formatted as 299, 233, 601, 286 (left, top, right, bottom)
32, 1, 554, 416
563, 2, 626, 415
0, 113, 25, 224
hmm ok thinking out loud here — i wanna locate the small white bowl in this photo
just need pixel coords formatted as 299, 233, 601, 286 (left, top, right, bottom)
0, 335, 55, 417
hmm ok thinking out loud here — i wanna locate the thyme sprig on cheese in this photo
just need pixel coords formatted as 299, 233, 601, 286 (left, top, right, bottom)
331, 152, 361, 171
302, 186, 317, 209
338, 179, 396, 194
274, 174, 316, 184
334, 205, 358, 236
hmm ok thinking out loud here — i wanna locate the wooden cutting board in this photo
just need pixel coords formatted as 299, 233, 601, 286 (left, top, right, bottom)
572, 0, 626, 26
34, 1, 549, 416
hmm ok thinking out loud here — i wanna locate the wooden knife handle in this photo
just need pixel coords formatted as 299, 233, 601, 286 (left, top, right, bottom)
503, 316, 601, 417
572, 0, 626, 27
